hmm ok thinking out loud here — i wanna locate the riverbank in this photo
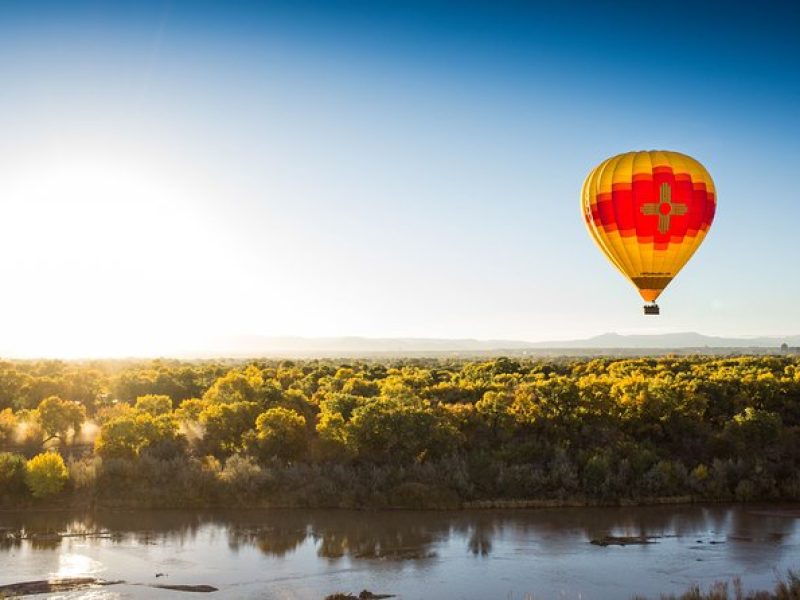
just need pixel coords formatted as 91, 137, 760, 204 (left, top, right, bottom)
463, 495, 696, 509
5, 494, 799, 517
0, 492, 755, 512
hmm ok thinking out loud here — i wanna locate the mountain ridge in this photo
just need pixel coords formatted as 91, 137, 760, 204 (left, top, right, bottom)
527, 331, 800, 349
196, 332, 800, 356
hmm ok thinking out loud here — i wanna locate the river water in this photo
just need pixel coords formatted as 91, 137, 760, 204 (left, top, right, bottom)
1, 504, 799, 599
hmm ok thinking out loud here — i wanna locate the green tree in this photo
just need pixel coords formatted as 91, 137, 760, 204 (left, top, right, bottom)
348, 396, 459, 464
252, 407, 307, 461
315, 410, 352, 461
724, 407, 783, 457
175, 398, 207, 422
36, 396, 86, 444
0, 366, 31, 411
0, 408, 17, 445
25, 452, 68, 498
95, 412, 180, 459
134, 394, 173, 416
203, 366, 281, 406
341, 377, 380, 397
95, 416, 140, 458
199, 401, 260, 456
317, 392, 363, 421
475, 391, 515, 437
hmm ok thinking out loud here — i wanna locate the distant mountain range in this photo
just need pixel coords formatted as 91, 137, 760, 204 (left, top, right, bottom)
197, 332, 800, 357
527, 332, 800, 349
205, 335, 534, 356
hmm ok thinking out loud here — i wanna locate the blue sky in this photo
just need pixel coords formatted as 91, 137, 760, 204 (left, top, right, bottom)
0, 1, 798, 356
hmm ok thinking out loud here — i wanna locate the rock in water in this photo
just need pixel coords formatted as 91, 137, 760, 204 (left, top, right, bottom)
152, 584, 219, 592
0, 577, 103, 596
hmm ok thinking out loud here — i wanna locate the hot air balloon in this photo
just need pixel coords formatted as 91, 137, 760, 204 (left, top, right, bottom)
581, 150, 716, 315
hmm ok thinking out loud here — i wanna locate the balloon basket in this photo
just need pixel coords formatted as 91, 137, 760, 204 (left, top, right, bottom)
643, 304, 660, 315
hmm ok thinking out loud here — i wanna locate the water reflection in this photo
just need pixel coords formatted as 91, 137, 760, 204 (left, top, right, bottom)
310, 512, 441, 560
56, 553, 104, 578
0, 504, 797, 569
467, 525, 493, 556
227, 522, 309, 557
221, 511, 444, 560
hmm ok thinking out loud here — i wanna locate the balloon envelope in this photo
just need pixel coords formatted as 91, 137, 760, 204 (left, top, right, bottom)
581, 150, 716, 303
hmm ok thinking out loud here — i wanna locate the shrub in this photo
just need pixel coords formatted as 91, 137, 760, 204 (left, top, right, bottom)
220, 454, 265, 499
68, 456, 100, 490
25, 452, 69, 498
389, 481, 460, 509
735, 479, 756, 502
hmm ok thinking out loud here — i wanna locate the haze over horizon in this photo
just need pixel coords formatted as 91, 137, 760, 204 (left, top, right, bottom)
4, 331, 800, 360
1, 1, 798, 358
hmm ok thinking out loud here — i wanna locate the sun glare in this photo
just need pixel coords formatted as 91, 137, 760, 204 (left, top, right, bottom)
0, 149, 247, 358
54, 552, 104, 579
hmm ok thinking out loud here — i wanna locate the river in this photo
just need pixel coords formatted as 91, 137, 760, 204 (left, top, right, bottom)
1, 504, 799, 599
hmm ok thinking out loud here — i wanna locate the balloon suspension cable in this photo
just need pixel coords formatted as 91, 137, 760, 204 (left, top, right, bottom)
643, 303, 660, 316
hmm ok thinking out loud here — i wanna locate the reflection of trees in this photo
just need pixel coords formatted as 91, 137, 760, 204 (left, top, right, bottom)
0, 509, 448, 561
0, 510, 206, 550
315, 530, 347, 558
310, 511, 442, 560
218, 510, 446, 560
467, 522, 493, 556
92, 511, 204, 548
0, 531, 21, 551
444, 514, 498, 557
28, 533, 63, 550
223, 511, 311, 557
227, 524, 308, 557
1, 505, 797, 573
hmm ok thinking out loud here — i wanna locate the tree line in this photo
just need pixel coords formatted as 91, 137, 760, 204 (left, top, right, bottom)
1, 355, 799, 508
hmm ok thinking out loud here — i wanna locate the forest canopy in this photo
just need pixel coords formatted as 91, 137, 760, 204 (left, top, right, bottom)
1, 355, 799, 508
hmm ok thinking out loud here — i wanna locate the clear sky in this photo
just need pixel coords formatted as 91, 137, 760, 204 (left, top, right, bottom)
1, 0, 798, 357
